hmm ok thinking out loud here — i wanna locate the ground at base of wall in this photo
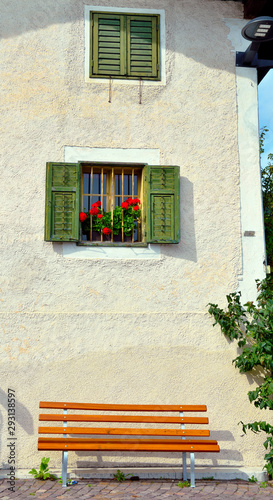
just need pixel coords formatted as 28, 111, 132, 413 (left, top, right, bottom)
0, 467, 268, 482
1, 478, 273, 499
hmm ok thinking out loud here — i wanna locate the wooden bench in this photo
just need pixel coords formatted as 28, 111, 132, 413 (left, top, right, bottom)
38, 402, 220, 488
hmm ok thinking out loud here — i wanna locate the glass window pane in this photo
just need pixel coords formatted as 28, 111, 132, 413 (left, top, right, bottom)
93, 173, 100, 195
103, 173, 107, 194
123, 174, 129, 196
83, 173, 90, 194
83, 196, 91, 212
115, 174, 121, 196
134, 175, 138, 196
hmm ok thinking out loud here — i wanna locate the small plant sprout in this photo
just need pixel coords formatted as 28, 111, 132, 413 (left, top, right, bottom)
248, 475, 258, 483
28, 457, 57, 481
177, 480, 190, 488
113, 470, 133, 482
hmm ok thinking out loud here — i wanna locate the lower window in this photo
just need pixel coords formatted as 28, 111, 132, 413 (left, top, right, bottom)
44, 161, 180, 245
81, 164, 142, 243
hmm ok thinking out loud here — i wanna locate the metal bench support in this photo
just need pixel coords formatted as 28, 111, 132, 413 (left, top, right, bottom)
62, 408, 68, 487
180, 411, 195, 487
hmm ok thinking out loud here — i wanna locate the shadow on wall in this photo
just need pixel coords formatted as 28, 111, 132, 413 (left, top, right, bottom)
72, 428, 240, 469
0, 388, 34, 439
0, 0, 242, 72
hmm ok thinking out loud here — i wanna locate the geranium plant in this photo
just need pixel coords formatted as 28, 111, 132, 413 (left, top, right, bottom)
79, 198, 141, 241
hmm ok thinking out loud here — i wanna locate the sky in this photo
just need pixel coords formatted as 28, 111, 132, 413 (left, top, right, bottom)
258, 69, 273, 169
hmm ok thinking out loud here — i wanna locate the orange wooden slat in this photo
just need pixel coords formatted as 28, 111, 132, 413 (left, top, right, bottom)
39, 414, 209, 424
39, 437, 218, 445
38, 426, 210, 437
38, 440, 220, 453
39, 402, 207, 412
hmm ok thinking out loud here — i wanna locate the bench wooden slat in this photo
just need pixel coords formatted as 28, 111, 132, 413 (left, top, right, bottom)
39, 414, 209, 424
39, 402, 207, 412
38, 441, 220, 452
39, 437, 218, 445
38, 426, 211, 437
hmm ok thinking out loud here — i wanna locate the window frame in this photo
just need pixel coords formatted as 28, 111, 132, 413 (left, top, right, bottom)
44, 161, 180, 245
90, 12, 160, 81
84, 6, 166, 85
80, 162, 144, 245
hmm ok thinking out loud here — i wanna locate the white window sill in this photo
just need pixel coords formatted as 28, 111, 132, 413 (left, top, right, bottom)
63, 243, 161, 259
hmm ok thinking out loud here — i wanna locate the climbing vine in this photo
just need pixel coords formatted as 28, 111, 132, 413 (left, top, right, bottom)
208, 277, 273, 476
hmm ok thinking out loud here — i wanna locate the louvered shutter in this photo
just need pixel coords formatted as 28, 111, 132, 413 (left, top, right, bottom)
44, 162, 80, 242
144, 166, 180, 243
127, 15, 159, 79
92, 13, 126, 76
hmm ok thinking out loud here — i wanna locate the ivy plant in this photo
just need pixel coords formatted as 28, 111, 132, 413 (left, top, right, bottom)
208, 276, 273, 477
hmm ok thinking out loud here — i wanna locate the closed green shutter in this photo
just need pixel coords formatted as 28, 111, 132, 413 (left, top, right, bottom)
127, 15, 159, 78
144, 166, 180, 243
92, 13, 126, 76
44, 162, 80, 242
90, 12, 159, 80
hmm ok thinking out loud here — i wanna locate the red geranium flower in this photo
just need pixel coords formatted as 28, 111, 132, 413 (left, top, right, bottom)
97, 214, 103, 219
79, 212, 87, 222
127, 197, 133, 205
95, 201, 102, 207
121, 201, 129, 209
102, 227, 111, 235
133, 198, 141, 205
90, 207, 99, 215
133, 205, 139, 211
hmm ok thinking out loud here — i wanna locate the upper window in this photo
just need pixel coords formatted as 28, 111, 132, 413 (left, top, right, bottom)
44, 163, 180, 245
90, 12, 160, 80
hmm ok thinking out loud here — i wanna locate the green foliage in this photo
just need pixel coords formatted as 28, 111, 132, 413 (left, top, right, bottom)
113, 470, 133, 482
260, 481, 268, 488
177, 480, 190, 488
260, 127, 273, 268
81, 199, 141, 238
208, 277, 273, 477
248, 475, 258, 483
202, 476, 214, 480
28, 457, 57, 481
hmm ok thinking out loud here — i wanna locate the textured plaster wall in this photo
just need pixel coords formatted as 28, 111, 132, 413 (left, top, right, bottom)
0, 0, 267, 477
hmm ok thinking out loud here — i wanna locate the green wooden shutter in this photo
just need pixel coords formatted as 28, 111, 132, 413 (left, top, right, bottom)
44, 162, 80, 242
144, 165, 180, 243
91, 13, 126, 77
127, 15, 159, 79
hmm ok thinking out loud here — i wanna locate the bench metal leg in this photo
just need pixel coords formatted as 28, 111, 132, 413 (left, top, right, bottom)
182, 452, 187, 481
190, 452, 195, 487
62, 451, 68, 488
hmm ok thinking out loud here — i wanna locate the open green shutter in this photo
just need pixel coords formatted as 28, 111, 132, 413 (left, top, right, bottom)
144, 165, 180, 243
92, 13, 126, 76
127, 15, 159, 79
44, 162, 80, 242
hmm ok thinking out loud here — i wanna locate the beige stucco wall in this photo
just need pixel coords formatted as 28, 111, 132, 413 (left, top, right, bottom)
0, 0, 268, 479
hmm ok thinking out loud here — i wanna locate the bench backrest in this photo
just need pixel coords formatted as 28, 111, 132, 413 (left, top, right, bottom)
39, 402, 211, 438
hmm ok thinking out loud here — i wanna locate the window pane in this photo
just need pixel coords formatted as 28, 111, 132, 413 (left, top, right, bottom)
115, 174, 121, 195
83, 173, 90, 194
93, 173, 100, 195
123, 174, 132, 196
83, 196, 91, 212
134, 175, 138, 196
